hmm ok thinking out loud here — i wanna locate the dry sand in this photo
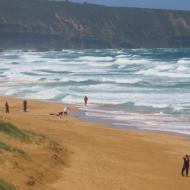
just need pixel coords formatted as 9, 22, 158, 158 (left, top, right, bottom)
0, 97, 190, 190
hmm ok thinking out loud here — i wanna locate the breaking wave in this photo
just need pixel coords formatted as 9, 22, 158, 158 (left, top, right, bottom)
0, 48, 190, 134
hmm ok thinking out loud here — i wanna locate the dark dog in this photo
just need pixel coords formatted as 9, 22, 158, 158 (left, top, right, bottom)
56, 112, 63, 117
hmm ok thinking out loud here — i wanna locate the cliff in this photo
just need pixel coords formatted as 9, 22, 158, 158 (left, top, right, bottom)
0, 0, 190, 49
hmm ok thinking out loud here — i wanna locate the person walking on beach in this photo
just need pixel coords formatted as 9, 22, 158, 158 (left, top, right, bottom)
64, 106, 68, 117
181, 154, 190, 177
84, 96, 88, 106
23, 100, 28, 112
5, 102, 10, 114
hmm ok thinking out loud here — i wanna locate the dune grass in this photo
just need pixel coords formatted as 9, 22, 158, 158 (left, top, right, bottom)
0, 179, 17, 190
0, 122, 62, 190
0, 121, 61, 153
0, 141, 27, 158
0, 122, 38, 142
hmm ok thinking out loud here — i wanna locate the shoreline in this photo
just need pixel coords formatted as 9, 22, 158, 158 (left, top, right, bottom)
0, 97, 190, 189
1, 95, 190, 138
73, 102, 190, 138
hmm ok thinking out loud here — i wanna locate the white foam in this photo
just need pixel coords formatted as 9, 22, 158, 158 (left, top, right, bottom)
115, 57, 152, 67
100, 77, 142, 84
177, 58, 190, 65
136, 68, 190, 78
0, 49, 189, 134
78, 56, 114, 62
176, 65, 189, 71
28, 89, 62, 100
153, 65, 175, 71
4, 88, 17, 96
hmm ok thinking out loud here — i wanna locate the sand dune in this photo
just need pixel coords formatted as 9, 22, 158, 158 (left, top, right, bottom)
0, 97, 189, 190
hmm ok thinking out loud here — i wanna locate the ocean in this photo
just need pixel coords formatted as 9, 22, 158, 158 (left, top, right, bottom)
0, 48, 190, 134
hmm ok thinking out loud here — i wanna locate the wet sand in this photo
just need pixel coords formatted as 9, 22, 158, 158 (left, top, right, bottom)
0, 97, 190, 190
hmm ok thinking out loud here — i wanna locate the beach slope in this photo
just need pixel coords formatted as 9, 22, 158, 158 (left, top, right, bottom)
0, 97, 189, 190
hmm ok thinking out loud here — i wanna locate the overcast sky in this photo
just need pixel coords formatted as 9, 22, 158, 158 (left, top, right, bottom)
69, 0, 190, 10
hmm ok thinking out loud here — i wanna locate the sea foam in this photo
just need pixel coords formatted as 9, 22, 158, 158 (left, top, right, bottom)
0, 48, 190, 134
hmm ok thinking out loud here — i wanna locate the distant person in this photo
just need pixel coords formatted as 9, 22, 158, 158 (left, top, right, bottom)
84, 96, 88, 106
5, 102, 9, 114
181, 155, 190, 177
23, 100, 28, 112
64, 106, 68, 117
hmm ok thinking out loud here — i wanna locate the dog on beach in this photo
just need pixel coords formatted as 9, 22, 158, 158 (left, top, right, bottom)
49, 112, 63, 117
56, 112, 63, 117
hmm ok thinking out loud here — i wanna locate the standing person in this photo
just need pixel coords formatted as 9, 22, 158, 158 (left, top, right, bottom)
5, 102, 9, 114
181, 155, 190, 177
64, 106, 68, 117
23, 100, 28, 112
84, 96, 88, 106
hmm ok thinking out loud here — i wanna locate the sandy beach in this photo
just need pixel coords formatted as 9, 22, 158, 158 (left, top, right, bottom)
0, 97, 190, 190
